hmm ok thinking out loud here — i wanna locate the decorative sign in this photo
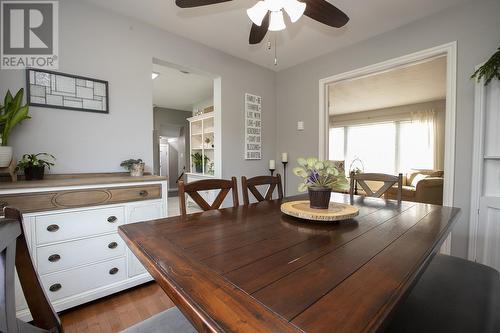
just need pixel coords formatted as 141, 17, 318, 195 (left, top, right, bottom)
26, 69, 109, 113
245, 93, 262, 160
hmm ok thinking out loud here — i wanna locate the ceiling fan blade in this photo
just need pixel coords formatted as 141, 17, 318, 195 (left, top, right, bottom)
303, 0, 349, 28
249, 12, 270, 45
175, 0, 232, 8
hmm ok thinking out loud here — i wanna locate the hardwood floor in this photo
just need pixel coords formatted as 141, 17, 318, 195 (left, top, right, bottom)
60, 282, 174, 332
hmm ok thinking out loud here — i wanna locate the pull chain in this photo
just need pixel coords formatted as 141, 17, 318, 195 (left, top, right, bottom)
274, 34, 278, 66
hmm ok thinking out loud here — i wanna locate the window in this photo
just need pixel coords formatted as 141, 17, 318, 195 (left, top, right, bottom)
329, 120, 434, 175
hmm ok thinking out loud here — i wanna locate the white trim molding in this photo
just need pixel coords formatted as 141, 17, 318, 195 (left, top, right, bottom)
318, 42, 458, 254
468, 64, 487, 262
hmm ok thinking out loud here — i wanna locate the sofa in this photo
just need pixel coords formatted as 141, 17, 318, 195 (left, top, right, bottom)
385, 169, 444, 205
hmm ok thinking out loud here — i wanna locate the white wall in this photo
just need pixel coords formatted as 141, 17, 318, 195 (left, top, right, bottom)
276, 0, 500, 258
0, 0, 276, 181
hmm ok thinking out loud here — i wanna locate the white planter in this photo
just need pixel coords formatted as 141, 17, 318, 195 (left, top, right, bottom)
0, 146, 13, 167
130, 163, 145, 177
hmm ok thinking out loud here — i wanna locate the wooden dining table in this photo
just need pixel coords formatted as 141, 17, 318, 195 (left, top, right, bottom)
119, 193, 460, 333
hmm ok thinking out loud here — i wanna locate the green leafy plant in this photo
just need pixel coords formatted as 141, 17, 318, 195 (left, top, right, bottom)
0, 89, 31, 146
471, 47, 500, 86
191, 152, 209, 169
293, 157, 348, 192
120, 159, 144, 171
16, 153, 55, 171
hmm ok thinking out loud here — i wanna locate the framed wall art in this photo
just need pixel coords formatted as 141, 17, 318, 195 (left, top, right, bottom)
26, 68, 109, 114
244, 93, 262, 160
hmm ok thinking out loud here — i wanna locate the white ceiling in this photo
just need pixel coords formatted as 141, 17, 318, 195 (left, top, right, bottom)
153, 64, 213, 111
329, 56, 446, 114
83, 0, 471, 70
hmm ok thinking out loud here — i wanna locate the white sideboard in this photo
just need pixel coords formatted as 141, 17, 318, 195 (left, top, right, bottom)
0, 174, 167, 321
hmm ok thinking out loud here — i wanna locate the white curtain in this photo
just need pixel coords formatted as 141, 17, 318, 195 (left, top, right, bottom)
410, 110, 439, 169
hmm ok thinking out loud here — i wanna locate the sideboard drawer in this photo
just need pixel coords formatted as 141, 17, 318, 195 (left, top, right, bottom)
41, 257, 126, 302
0, 184, 163, 213
36, 207, 125, 245
108, 185, 162, 203
37, 234, 126, 275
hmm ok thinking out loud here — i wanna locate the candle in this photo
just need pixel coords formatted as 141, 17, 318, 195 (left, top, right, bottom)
281, 152, 288, 163
269, 160, 276, 170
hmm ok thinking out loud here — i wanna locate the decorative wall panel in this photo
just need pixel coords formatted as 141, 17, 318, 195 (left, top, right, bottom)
26, 69, 109, 113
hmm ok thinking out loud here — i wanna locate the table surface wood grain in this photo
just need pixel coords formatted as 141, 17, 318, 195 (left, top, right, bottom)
119, 193, 460, 333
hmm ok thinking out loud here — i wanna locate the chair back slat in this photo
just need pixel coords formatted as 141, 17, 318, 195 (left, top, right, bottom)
178, 177, 239, 217
241, 174, 283, 205
1, 216, 21, 333
1, 207, 62, 333
350, 172, 403, 203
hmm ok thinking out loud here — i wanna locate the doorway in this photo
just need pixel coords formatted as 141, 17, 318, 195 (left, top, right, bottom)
152, 60, 217, 216
318, 42, 457, 253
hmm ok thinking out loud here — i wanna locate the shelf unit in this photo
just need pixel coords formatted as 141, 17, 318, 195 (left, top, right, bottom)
470, 77, 500, 271
188, 112, 215, 177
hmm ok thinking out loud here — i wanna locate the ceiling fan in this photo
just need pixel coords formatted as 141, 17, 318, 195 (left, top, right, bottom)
175, 0, 350, 45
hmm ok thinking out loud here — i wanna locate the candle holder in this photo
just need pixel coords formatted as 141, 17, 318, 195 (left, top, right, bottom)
282, 161, 288, 196
269, 168, 275, 176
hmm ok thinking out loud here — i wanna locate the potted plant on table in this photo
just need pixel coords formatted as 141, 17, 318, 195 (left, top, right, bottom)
191, 152, 209, 173
293, 157, 348, 209
120, 159, 145, 176
16, 153, 55, 180
0, 89, 31, 167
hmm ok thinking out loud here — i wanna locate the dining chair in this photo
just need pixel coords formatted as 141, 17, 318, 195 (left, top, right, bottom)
241, 174, 283, 205
178, 177, 239, 216
350, 172, 403, 203
0, 207, 196, 333
386, 254, 500, 333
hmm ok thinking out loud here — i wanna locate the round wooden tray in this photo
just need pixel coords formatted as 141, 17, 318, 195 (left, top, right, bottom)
280, 200, 359, 222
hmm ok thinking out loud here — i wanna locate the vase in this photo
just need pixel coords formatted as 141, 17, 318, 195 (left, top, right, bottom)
308, 186, 332, 209
130, 162, 145, 177
195, 164, 202, 173
0, 146, 13, 167
24, 166, 45, 180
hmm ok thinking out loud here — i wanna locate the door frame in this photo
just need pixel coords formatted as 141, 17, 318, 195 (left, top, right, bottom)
318, 42, 457, 254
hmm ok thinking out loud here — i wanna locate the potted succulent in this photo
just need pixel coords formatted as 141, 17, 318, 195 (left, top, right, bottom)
0, 89, 31, 167
191, 152, 209, 173
120, 159, 145, 176
16, 153, 55, 180
293, 157, 348, 209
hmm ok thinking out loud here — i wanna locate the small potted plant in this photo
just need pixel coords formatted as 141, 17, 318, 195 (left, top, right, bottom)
0, 89, 31, 167
16, 153, 55, 180
293, 157, 348, 209
191, 152, 209, 173
120, 159, 145, 176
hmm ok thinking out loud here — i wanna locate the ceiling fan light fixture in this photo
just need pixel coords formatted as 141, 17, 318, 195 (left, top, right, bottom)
268, 10, 286, 31
247, 1, 268, 26
282, 0, 306, 23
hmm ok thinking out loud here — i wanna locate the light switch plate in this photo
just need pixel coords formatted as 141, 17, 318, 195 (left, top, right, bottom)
297, 121, 304, 131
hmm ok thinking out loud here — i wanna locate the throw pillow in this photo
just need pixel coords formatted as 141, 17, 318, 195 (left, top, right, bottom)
411, 173, 429, 187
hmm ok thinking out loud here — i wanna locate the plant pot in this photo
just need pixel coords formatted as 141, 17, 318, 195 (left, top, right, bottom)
195, 164, 202, 173
0, 146, 13, 167
24, 166, 45, 180
308, 186, 332, 209
130, 162, 145, 177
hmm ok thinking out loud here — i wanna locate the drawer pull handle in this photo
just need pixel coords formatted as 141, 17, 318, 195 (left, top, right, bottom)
108, 242, 118, 249
139, 190, 148, 197
107, 216, 117, 223
48, 254, 61, 262
109, 267, 119, 275
47, 224, 59, 232
49, 283, 62, 292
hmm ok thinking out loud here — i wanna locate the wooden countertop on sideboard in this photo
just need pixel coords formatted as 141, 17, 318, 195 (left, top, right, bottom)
0, 173, 167, 191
